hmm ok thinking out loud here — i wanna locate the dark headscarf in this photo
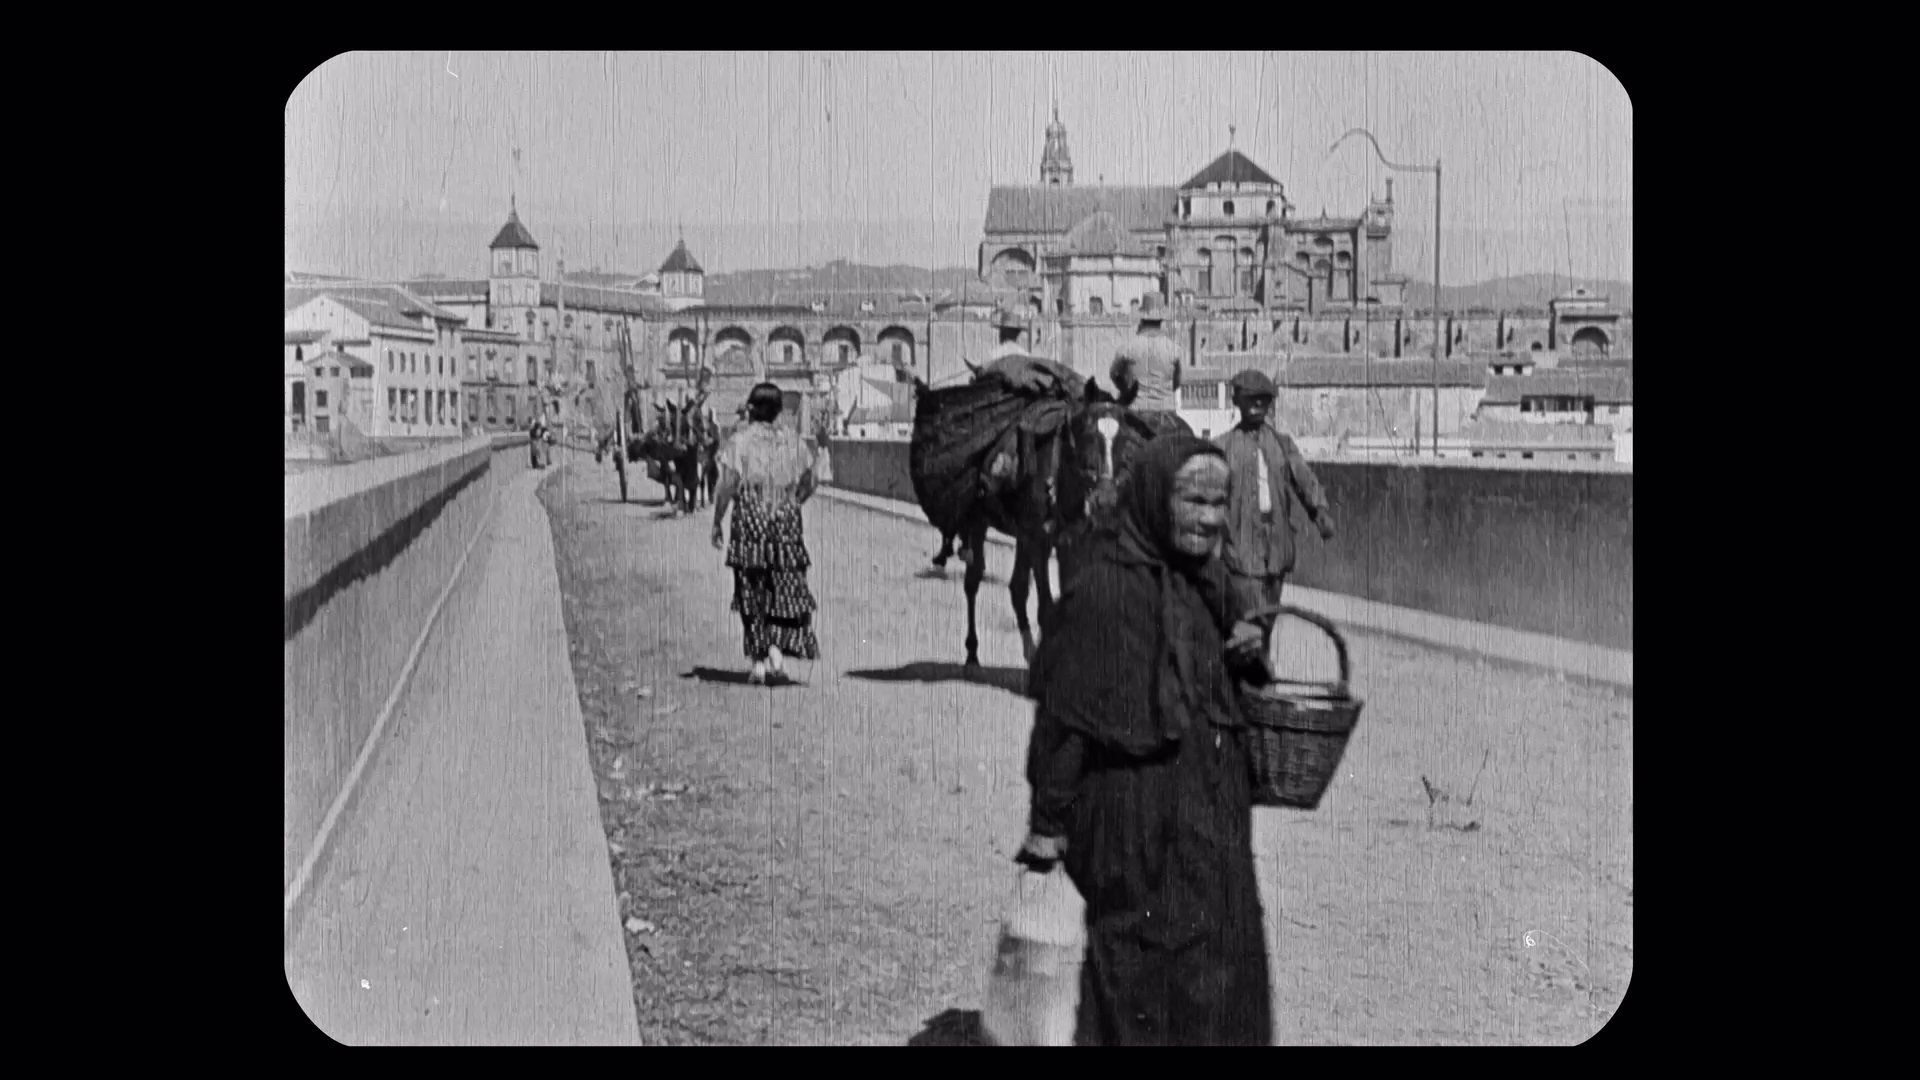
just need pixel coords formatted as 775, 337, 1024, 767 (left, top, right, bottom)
1030, 435, 1242, 756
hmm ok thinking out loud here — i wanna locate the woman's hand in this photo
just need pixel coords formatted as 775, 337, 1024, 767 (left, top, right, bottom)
1225, 620, 1269, 677
711, 521, 725, 550
1015, 833, 1065, 872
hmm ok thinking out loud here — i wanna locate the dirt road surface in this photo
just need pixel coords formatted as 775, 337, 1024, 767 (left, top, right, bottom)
537, 458, 1631, 1045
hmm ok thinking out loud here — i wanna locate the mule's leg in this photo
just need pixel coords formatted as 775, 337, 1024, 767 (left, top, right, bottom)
1010, 540, 1037, 667
962, 524, 986, 668
1033, 539, 1056, 640
931, 528, 955, 570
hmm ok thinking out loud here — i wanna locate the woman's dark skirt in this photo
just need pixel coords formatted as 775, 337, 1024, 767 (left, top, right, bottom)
726, 493, 819, 661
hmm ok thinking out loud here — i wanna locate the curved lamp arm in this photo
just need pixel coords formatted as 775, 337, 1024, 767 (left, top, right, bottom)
1329, 128, 1438, 174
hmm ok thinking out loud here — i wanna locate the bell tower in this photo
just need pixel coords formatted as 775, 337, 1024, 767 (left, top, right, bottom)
1040, 104, 1073, 186
488, 198, 542, 334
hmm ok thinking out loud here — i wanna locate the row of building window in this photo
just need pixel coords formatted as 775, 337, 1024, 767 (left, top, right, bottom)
1470, 451, 1608, 462
1517, 397, 1620, 414
387, 387, 458, 427
385, 349, 459, 377
351, 385, 555, 429
668, 340, 873, 367
1181, 198, 1282, 219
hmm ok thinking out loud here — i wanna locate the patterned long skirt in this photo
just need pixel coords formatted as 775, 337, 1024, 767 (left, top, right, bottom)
726, 493, 819, 661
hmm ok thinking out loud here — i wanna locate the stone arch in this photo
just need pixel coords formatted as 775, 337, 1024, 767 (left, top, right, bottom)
989, 247, 1036, 287
823, 325, 862, 366
1569, 326, 1611, 357
877, 325, 916, 368
666, 327, 699, 367
713, 325, 755, 352
768, 325, 806, 368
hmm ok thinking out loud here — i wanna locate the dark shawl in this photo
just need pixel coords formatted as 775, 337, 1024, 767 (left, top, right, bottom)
1028, 436, 1244, 758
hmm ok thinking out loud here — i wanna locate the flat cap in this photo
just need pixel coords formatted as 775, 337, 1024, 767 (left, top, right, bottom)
1229, 368, 1277, 398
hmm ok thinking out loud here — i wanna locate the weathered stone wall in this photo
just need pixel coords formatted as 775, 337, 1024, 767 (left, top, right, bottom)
825, 439, 1632, 650
283, 434, 529, 895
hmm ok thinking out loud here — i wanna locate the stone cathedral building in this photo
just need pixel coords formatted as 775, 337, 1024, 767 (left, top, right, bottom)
979, 107, 1407, 317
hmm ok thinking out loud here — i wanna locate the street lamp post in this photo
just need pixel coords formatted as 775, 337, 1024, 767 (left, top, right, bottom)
1330, 129, 1442, 457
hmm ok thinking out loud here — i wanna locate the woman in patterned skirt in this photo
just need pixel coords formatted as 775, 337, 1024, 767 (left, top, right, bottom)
710, 383, 820, 684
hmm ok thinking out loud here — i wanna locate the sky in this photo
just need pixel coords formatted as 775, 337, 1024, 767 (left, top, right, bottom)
285, 51, 1631, 283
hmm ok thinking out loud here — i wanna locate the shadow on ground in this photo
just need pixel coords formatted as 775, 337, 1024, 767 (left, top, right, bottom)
914, 566, 1005, 585
681, 666, 808, 688
907, 1008, 992, 1046
845, 661, 1028, 697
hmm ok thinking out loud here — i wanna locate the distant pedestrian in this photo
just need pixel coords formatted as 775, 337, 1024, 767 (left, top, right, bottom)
1213, 369, 1336, 646
712, 382, 820, 685
528, 414, 549, 468
1108, 293, 1193, 440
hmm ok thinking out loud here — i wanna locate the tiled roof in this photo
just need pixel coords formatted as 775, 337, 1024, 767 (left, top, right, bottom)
659, 240, 704, 274
1181, 150, 1281, 191
540, 282, 673, 316
334, 295, 430, 331
306, 350, 375, 374
489, 212, 539, 250
1287, 215, 1362, 232
1063, 211, 1153, 257
663, 303, 821, 318
1480, 371, 1632, 406
983, 185, 1178, 235
285, 285, 466, 326
563, 270, 648, 289
1192, 354, 1488, 389
461, 326, 523, 343
285, 329, 327, 345
400, 278, 489, 297
1460, 419, 1615, 447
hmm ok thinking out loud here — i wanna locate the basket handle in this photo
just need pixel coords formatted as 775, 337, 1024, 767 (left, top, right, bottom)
1244, 604, 1351, 693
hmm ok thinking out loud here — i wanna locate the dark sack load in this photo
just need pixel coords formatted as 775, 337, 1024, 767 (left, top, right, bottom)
910, 361, 1083, 534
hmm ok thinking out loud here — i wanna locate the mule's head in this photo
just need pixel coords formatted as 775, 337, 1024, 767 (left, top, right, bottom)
1061, 382, 1151, 534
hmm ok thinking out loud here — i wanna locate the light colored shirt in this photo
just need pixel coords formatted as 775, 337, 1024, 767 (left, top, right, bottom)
718, 421, 815, 505
1110, 332, 1183, 413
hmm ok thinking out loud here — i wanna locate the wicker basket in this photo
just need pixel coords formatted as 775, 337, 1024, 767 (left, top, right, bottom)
1237, 605, 1364, 810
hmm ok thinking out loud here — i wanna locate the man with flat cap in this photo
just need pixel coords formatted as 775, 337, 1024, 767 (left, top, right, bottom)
1108, 291, 1194, 439
1215, 368, 1337, 648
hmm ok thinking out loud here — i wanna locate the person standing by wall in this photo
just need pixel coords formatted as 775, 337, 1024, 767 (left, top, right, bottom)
1213, 369, 1336, 646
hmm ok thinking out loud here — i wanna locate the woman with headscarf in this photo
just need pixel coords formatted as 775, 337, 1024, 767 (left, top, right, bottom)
711, 383, 820, 685
1017, 435, 1275, 1045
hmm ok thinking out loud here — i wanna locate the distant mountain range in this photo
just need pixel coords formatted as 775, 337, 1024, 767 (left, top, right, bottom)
704, 261, 983, 305
1399, 274, 1631, 311
699, 265, 1631, 310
